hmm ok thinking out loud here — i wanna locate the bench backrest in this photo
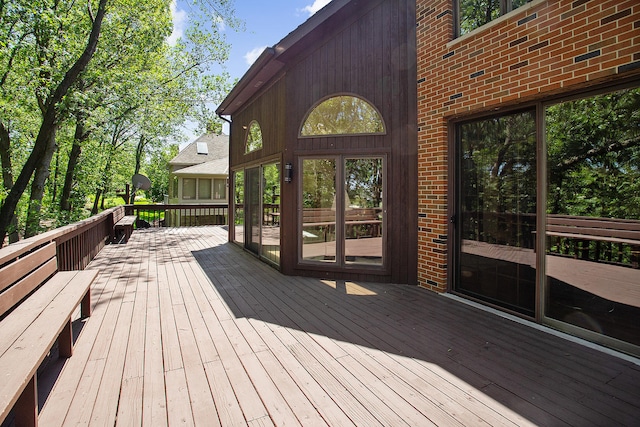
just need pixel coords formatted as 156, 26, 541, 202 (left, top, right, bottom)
345, 208, 380, 222
303, 207, 380, 224
303, 208, 336, 224
0, 242, 58, 317
547, 215, 640, 240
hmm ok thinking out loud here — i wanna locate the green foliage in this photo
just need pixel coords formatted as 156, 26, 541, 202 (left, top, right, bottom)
300, 96, 385, 136
0, 0, 240, 239
546, 88, 640, 219
262, 163, 280, 204
345, 158, 383, 208
245, 121, 263, 153
458, 0, 500, 35
303, 159, 336, 209
458, 0, 530, 35
144, 144, 179, 202
460, 110, 537, 216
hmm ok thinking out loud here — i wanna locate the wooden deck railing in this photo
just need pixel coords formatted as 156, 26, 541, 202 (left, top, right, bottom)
0, 203, 228, 273
125, 203, 228, 227
0, 206, 125, 272
463, 211, 640, 268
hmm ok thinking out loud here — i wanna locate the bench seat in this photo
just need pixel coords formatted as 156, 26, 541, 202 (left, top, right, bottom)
114, 215, 137, 243
0, 242, 96, 427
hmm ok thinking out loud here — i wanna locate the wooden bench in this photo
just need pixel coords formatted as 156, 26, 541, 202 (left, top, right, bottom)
114, 215, 137, 243
0, 242, 97, 427
544, 215, 640, 268
302, 207, 382, 240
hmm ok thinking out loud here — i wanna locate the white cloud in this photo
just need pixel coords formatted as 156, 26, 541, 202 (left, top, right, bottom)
215, 16, 226, 32
167, 1, 188, 46
244, 46, 268, 66
301, 0, 332, 16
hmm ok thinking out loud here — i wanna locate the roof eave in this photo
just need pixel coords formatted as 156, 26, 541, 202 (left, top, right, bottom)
216, 0, 351, 117
216, 48, 282, 116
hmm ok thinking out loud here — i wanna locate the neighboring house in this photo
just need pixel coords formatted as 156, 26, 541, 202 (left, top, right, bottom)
167, 133, 229, 226
168, 133, 229, 204
218, 0, 640, 357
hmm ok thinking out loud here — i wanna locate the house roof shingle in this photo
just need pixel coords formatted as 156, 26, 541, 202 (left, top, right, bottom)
169, 134, 229, 167
172, 158, 229, 176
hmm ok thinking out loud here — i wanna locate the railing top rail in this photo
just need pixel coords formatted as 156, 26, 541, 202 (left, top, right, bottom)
128, 203, 228, 210
0, 206, 124, 264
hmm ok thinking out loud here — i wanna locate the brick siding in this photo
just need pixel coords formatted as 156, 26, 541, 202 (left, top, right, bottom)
416, 0, 640, 291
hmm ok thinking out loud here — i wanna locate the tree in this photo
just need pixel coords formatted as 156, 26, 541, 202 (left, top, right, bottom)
546, 88, 640, 219
145, 144, 179, 202
0, 0, 240, 245
0, 0, 108, 244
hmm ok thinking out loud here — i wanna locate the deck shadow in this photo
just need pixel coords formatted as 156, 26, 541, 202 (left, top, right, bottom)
192, 241, 640, 426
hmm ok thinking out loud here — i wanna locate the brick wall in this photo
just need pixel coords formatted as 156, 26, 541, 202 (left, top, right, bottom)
416, 0, 640, 291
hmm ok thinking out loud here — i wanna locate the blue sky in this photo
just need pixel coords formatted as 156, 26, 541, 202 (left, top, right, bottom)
170, 0, 332, 143
224, 0, 332, 80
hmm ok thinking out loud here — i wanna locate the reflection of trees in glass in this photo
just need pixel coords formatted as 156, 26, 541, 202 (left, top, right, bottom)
234, 170, 244, 225
301, 96, 385, 136
459, 0, 499, 35
547, 88, 640, 219
345, 159, 383, 208
461, 111, 537, 215
245, 121, 263, 153
262, 163, 280, 204
458, 0, 529, 35
302, 159, 336, 208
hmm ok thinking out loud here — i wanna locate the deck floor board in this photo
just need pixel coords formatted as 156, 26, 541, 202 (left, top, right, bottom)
33, 226, 640, 426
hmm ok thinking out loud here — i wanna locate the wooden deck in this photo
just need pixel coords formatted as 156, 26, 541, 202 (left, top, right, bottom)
29, 226, 640, 426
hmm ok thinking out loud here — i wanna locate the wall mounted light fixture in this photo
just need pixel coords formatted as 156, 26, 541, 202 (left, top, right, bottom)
284, 163, 293, 183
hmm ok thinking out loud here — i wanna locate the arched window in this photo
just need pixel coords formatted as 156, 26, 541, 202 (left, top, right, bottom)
245, 121, 263, 153
300, 95, 385, 137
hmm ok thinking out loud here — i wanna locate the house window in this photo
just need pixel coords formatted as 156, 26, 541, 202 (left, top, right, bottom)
199, 178, 212, 200
245, 121, 263, 153
213, 178, 226, 199
300, 95, 385, 137
301, 156, 384, 266
456, 0, 532, 36
182, 178, 196, 199
171, 176, 178, 198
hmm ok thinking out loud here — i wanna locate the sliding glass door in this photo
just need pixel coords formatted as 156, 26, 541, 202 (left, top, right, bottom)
232, 162, 281, 266
544, 89, 640, 349
453, 86, 640, 355
455, 110, 537, 316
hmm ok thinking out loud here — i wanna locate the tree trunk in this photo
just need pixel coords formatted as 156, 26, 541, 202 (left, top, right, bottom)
0, 122, 19, 244
129, 134, 147, 204
50, 147, 60, 205
0, 0, 107, 247
91, 188, 102, 215
25, 129, 58, 238
61, 113, 90, 211
60, 141, 82, 211
92, 148, 113, 215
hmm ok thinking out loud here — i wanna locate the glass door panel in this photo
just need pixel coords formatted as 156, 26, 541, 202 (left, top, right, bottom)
344, 158, 383, 265
456, 110, 537, 316
245, 166, 260, 254
302, 159, 337, 262
261, 162, 281, 265
233, 170, 244, 245
545, 88, 640, 347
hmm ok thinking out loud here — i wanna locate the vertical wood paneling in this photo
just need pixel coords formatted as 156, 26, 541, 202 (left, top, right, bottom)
228, 0, 416, 284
